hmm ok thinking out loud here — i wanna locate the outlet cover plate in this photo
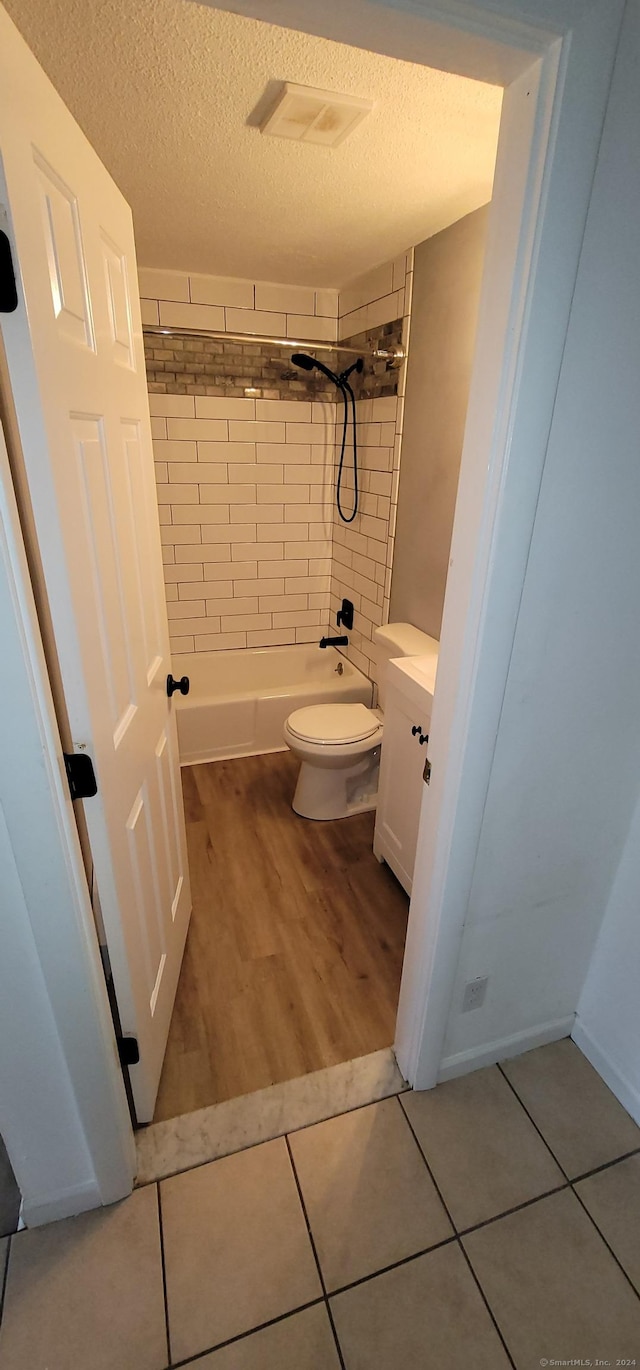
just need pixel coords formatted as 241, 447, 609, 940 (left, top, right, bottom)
462, 977, 488, 1012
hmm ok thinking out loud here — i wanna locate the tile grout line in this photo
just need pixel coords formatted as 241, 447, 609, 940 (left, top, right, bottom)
395, 1095, 518, 1370
455, 1181, 571, 1239
497, 1062, 640, 1306
327, 1234, 458, 1298
496, 1063, 572, 1180
570, 1183, 640, 1303
156, 1183, 172, 1368
168, 1298, 326, 1369
456, 1240, 520, 1370
284, 1134, 347, 1370
571, 1144, 640, 1185
0, 1233, 11, 1329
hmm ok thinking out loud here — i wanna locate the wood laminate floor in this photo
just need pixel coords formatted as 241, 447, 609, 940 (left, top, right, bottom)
153, 751, 409, 1123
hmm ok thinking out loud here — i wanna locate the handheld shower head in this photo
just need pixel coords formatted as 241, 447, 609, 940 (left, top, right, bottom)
290, 352, 316, 372
291, 352, 342, 386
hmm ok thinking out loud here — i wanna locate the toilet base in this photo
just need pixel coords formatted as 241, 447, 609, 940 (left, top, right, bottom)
292, 748, 380, 821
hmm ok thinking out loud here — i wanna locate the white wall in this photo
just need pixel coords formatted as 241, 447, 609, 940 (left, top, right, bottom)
439, 0, 640, 1076
390, 207, 489, 640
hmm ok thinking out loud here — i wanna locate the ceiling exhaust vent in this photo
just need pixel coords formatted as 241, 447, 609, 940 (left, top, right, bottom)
260, 83, 373, 148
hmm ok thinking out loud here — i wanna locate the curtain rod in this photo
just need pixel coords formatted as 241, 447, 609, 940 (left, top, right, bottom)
143, 324, 405, 366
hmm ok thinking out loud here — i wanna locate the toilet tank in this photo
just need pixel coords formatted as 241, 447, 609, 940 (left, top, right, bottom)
373, 623, 439, 710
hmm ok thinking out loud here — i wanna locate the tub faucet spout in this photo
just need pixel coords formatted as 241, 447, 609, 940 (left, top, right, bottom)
319, 635, 349, 648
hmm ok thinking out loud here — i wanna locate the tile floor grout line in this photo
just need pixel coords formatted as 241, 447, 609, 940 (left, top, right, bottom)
168, 1298, 327, 1369
134, 1080, 411, 1189
395, 1094, 457, 1229
571, 1144, 640, 1185
396, 1096, 518, 1370
456, 1182, 571, 1238
457, 1240, 518, 1370
156, 1183, 173, 1368
284, 1134, 347, 1370
497, 1062, 640, 1308
569, 1182, 640, 1305
496, 1062, 571, 1180
327, 1233, 458, 1298
0, 1233, 11, 1329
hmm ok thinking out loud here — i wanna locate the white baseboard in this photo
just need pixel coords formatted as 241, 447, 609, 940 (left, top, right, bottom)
437, 1015, 575, 1082
572, 1018, 640, 1128
21, 1179, 101, 1229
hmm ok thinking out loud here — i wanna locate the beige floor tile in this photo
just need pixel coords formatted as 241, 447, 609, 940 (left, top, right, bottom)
289, 1097, 452, 1290
464, 1188, 640, 1369
576, 1153, 640, 1291
161, 1137, 321, 1362
331, 1242, 511, 1369
400, 1066, 563, 1229
0, 1185, 166, 1370
191, 1304, 341, 1368
502, 1039, 640, 1177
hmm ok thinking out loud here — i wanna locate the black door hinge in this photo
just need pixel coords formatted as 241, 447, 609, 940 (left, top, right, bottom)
0, 231, 18, 313
63, 751, 98, 800
118, 1036, 140, 1067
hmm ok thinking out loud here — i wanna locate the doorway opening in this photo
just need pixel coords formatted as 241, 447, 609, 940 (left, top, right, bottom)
145, 196, 493, 1122
108, 9, 499, 1124
1, 0, 604, 1215
0, 0, 506, 1130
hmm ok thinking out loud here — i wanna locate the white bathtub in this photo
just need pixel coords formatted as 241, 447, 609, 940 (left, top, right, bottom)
172, 645, 373, 765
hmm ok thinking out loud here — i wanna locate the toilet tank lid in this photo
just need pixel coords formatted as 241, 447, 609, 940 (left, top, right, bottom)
374, 623, 440, 657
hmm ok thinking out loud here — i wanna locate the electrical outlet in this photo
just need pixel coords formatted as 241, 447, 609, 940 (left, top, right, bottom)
462, 976, 488, 1012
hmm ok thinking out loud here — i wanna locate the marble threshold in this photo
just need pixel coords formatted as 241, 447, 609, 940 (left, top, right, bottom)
136, 1048, 409, 1185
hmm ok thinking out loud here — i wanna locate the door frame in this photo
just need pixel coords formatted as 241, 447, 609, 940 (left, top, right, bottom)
0, 0, 624, 1221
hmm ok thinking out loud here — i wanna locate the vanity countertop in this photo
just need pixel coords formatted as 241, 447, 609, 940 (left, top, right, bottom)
387, 649, 439, 709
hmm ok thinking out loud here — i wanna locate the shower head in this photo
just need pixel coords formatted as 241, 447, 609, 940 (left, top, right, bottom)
290, 352, 316, 371
291, 352, 342, 387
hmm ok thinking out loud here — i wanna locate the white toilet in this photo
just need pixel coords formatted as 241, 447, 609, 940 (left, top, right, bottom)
283, 623, 435, 820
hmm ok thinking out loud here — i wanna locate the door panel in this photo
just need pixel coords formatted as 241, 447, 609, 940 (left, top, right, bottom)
0, 8, 191, 1121
100, 231, 135, 369
34, 152, 95, 349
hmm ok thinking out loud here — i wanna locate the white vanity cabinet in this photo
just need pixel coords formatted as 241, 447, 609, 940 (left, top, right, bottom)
374, 654, 437, 894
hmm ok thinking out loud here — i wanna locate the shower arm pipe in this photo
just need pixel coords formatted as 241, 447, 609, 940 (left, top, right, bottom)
142, 324, 405, 365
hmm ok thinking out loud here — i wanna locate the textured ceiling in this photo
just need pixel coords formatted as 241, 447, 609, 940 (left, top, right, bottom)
4, 0, 502, 286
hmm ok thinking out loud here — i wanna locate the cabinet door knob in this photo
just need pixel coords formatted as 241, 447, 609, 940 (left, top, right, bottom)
419, 732, 429, 746
411, 724, 421, 736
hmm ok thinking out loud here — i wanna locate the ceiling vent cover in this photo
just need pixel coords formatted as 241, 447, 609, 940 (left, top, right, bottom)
260, 83, 373, 148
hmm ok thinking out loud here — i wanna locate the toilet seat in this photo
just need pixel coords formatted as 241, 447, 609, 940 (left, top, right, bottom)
287, 702, 379, 746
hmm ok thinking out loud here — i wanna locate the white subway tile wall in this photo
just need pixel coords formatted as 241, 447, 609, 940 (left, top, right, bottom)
331, 251, 414, 683
141, 259, 413, 669
141, 269, 340, 652
152, 391, 337, 653
338, 250, 412, 346
139, 269, 339, 348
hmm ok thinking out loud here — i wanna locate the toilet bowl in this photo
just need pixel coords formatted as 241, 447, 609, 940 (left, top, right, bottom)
283, 623, 437, 820
284, 702, 384, 820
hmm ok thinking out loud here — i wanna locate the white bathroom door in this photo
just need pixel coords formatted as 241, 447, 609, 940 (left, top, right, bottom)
0, 9, 191, 1122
